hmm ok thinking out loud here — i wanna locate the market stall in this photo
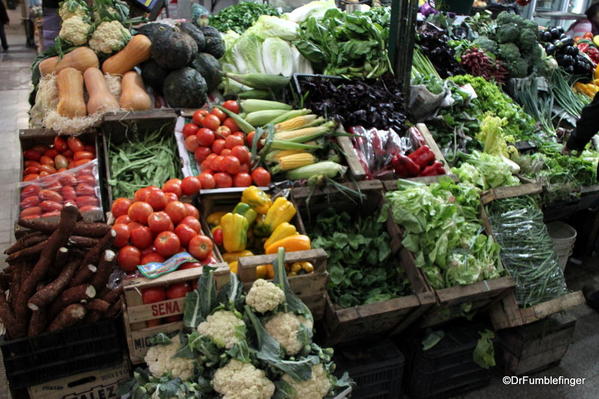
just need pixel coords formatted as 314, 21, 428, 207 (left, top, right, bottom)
0, 0, 595, 397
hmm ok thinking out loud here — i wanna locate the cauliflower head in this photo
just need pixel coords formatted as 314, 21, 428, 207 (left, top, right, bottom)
212, 359, 275, 399
59, 0, 88, 20
265, 312, 313, 356
89, 20, 131, 54
282, 364, 332, 399
59, 16, 91, 45
246, 279, 285, 313
197, 310, 245, 349
144, 336, 195, 381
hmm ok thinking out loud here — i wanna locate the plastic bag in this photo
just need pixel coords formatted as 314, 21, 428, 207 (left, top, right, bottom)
488, 196, 568, 308
18, 159, 102, 220
408, 84, 449, 122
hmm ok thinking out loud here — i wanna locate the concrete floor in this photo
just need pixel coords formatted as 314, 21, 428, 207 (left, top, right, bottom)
0, 10, 598, 399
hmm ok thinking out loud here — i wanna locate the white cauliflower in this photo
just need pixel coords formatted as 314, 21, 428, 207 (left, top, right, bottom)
59, 16, 91, 45
58, 0, 88, 20
282, 364, 332, 399
246, 279, 285, 313
197, 310, 245, 349
212, 359, 275, 399
144, 336, 195, 381
265, 312, 313, 356
89, 20, 131, 54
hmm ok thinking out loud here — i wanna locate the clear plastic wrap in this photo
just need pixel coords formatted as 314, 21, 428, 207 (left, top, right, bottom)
488, 196, 568, 308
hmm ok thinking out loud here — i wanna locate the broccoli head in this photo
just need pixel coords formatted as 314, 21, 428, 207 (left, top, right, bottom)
518, 29, 538, 52
474, 36, 498, 55
496, 11, 521, 27
507, 58, 529, 78
496, 23, 520, 44
498, 42, 521, 61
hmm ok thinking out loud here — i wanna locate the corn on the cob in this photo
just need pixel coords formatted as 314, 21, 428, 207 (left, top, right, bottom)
238, 90, 271, 100
240, 99, 292, 113
274, 114, 318, 131
245, 110, 290, 126
270, 140, 323, 151
269, 109, 311, 125
273, 153, 316, 173
287, 161, 347, 180
275, 122, 334, 143
265, 150, 306, 163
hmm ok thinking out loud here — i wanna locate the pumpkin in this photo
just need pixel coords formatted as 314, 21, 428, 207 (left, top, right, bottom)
56, 68, 87, 118
119, 71, 152, 111
84, 67, 119, 115
102, 35, 152, 75
39, 48, 99, 76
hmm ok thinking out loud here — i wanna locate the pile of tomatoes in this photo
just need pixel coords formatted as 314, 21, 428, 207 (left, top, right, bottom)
183, 100, 271, 189
111, 181, 215, 273
22, 136, 95, 182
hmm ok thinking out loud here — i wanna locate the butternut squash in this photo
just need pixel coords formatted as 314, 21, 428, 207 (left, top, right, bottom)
84, 67, 119, 115
102, 35, 152, 76
56, 68, 87, 118
119, 71, 152, 111
39, 47, 100, 76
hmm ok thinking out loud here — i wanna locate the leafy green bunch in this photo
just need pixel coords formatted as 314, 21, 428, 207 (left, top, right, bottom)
209, 2, 280, 34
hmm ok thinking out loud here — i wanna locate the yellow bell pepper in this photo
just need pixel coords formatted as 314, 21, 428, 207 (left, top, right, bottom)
241, 186, 272, 214
233, 202, 257, 225
207, 211, 227, 227
594, 64, 599, 80
265, 234, 311, 254
221, 212, 248, 253
229, 261, 238, 274
263, 222, 298, 251
223, 250, 254, 263
255, 197, 296, 236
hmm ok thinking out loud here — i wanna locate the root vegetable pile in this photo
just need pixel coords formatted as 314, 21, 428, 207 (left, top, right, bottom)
1, 205, 121, 339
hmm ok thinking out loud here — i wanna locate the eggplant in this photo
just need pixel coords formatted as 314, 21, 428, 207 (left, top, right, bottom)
541, 31, 553, 42
562, 54, 574, 65
558, 27, 565, 35
556, 37, 574, 48
545, 43, 557, 55
556, 53, 566, 64
565, 65, 575, 74
550, 27, 561, 39
565, 46, 579, 56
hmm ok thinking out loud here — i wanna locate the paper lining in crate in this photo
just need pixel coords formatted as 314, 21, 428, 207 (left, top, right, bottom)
123, 264, 229, 364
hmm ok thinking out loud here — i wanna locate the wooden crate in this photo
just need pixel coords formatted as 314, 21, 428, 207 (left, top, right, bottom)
498, 313, 577, 375
99, 110, 179, 206
237, 249, 329, 319
382, 176, 517, 327
292, 180, 435, 345
341, 123, 450, 181
122, 264, 229, 364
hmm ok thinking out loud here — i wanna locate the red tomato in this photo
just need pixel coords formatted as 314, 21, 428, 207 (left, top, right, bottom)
154, 231, 181, 257
134, 187, 152, 202
40, 200, 63, 212
200, 160, 213, 173
20, 207, 42, 218
188, 235, 213, 260
128, 201, 153, 224
38, 171, 50, 178
212, 227, 223, 246
222, 155, 241, 175
146, 189, 168, 211
225, 135, 244, 150
54, 136, 68, 152
39, 189, 63, 202
239, 163, 250, 174
199, 172, 215, 189
246, 131, 261, 148
252, 167, 271, 186
54, 155, 69, 171
196, 128, 215, 147
131, 226, 153, 249
21, 185, 41, 198
223, 118, 239, 132
164, 192, 179, 203
192, 109, 209, 125
118, 245, 141, 272
40, 156, 54, 167
147, 211, 173, 234
141, 252, 165, 265
39, 165, 57, 174
31, 145, 48, 153
83, 145, 96, 155
179, 262, 202, 270
211, 155, 224, 172
214, 173, 233, 188
23, 174, 39, 182
61, 186, 77, 201
184, 135, 200, 152
75, 183, 95, 196
20, 196, 40, 209
210, 108, 227, 122
115, 215, 132, 225
45, 180, 62, 192
23, 149, 41, 161
232, 131, 244, 139
44, 149, 59, 159
128, 221, 143, 232
142, 287, 166, 304
113, 224, 130, 248
215, 126, 231, 139
76, 196, 99, 208
77, 174, 96, 186
67, 136, 84, 153
234, 173, 252, 187
80, 205, 101, 213
165, 201, 187, 224
24, 160, 41, 168
62, 149, 73, 158
181, 176, 202, 196
162, 179, 182, 198
211, 139, 226, 155
180, 216, 202, 233
194, 146, 212, 163
73, 151, 95, 161
182, 123, 200, 138
231, 146, 250, 164
222, 100, 240, 114
57, 174, 76, 187
41, 211, 61, 218
184, 203, 200, 219
167, 283, 190, 299
202, 114, 221, 131
220, 149, 232, 157
175, 224, 198, 247
141, 246, 156, 257
71, 159, 92, 168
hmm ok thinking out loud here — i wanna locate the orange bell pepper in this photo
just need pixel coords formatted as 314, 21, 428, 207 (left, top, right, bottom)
265, 234, 311, 254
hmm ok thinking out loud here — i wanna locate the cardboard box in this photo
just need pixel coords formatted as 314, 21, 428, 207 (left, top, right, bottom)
27, 359, 131, 399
